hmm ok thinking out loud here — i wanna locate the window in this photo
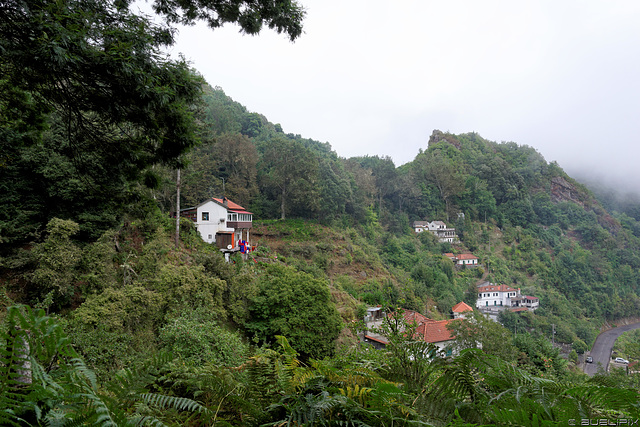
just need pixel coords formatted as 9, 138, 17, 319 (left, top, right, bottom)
202, 212, 209, 221
208, 234, 212, 240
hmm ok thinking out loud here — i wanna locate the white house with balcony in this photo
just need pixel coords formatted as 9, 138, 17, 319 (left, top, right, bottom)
476, 283, 540, 312
476, 283, 520, 308
510, 295, 540, 310
180, 197, 253, 249
413, 220, 458, 243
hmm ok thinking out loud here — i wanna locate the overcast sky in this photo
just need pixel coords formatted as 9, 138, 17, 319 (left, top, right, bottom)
157, 0, 640, 189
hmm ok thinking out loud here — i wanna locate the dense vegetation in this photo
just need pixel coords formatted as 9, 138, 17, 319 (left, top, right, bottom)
3, 0, 640, 424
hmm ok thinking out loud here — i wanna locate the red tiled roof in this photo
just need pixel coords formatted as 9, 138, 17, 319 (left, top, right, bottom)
510, 307, 529, 312
457, 253, 478, 260
364, 335, 389, 345
477, 284, 517, 293
385, 309, 461, 344
443, 252, 455, 258
212, 198, 253, 215
451, 301, 473, 313
397, 310, 429, 325
416, 319, 457, 343
212, 198, 244, 210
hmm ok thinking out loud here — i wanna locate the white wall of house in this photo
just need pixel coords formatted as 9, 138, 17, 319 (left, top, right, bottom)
194, 201, 233, 244
413, 221, 457, 242
427, 221, 446, 230
414, 222, 429, 233
476, 289, 519, 308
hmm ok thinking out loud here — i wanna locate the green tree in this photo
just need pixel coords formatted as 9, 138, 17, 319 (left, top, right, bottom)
182, 132, 259, 207
447, 310, 518, 362
460, 175, 497, 221
212, 133, 259, 205
139, 0, 305, 41
572, 338, 588, 355
30, 219, 82, 310
159, 311, 248, 366
261, 136, 319, 219
0, 0, 305, 243
247, 264, 342, 359
351, 155, 397, 216
413, 149, 466, 221
1, 0, 202, 242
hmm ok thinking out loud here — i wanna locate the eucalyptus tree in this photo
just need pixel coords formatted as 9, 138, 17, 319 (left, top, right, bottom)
260, 136, 319, 220
413, 149, 466, 222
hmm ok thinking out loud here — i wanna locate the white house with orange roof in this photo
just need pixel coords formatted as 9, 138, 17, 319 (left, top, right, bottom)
443, 253, 479, 268
451, 301, 473, 319
363, 303, 474, 355
455, 253, 479, 267
180, 197, 253, 249
476, 283, 520, 308
415, 319, 457, 353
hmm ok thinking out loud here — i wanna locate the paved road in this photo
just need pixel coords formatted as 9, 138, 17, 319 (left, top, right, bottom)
584, 322, 640, 376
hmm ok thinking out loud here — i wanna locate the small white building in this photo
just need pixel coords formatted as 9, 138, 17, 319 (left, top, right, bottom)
476, 283, 520, 308
413, 220, 457, 243
180, 197, 253, 249
451, 301, 474, 319
455, 253, 478, 267
510, 295, 540, 310
443, 253, 479, 268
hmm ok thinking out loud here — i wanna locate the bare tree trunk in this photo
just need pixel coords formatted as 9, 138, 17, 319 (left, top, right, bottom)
9, 326, 31, 385
175, 168, 181, 248
280, 183, 286, 220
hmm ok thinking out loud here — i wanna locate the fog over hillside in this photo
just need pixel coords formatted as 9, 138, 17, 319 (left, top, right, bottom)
161, 0, 640, 198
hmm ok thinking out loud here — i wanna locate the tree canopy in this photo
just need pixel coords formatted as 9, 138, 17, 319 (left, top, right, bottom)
0, 0, 305, 242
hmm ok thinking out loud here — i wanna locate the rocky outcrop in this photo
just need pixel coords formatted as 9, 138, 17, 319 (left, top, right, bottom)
550, 176, 583, 205
428, 130, 461, 149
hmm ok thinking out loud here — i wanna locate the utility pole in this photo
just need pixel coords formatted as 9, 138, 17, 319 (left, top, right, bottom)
175, 168, 180, 249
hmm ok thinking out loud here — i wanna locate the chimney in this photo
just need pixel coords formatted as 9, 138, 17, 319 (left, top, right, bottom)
223, 197, 228, 207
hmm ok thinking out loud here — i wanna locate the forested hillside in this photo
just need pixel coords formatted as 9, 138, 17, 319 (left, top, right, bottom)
3, 0, 640, 422
3, 81, 640, 424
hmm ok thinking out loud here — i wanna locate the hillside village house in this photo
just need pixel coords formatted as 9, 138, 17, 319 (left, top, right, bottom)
363, 303, 473, 355
451, 301, 474, 319
180, 197, 253, 250
476, 282, 539, 311
444, 253, 479, 268
413, 220, 457, 243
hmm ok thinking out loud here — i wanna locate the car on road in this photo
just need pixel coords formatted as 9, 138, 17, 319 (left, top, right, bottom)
586, 356, 593, 363
614, 357, 629, 364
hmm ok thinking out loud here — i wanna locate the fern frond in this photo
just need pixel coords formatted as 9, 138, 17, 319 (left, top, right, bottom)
564, 385, 640, 418
139, 393, 212, 416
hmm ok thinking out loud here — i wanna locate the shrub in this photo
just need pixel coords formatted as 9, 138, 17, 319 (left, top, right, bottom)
159, 312, 248, 366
